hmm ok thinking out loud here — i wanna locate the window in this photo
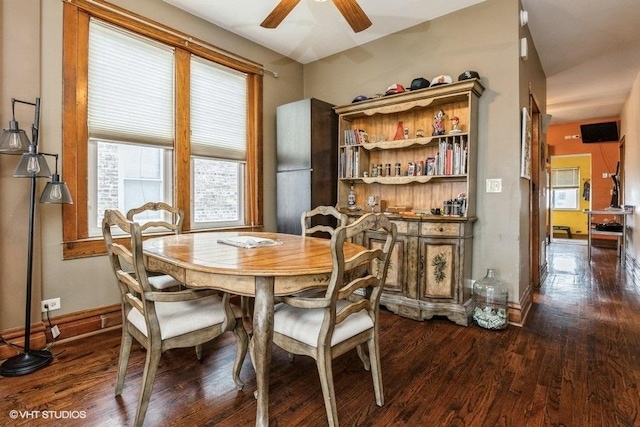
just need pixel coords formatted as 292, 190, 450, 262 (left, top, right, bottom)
190, 56, 247, 229
551, 167, 580, 210
191, 157, 244, 228
87, 20, 175, 236
62, 0, 263, 258
88, 141, 173, 235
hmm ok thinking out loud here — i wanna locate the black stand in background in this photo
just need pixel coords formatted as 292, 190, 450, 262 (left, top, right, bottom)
610, 175, 620, 209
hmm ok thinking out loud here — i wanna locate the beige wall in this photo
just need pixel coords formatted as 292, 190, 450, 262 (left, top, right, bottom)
518, 0, 547, 300
1, 0, 305, 325
0, 0, 43, 329
304, 0, 545, 305
621, 71, 640, 268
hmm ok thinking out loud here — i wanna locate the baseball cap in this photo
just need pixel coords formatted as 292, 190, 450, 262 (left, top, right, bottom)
458, 70, 480, 81
429, 75, 453, 87
384, 83, 406, 96
352, 95, 369, 103
409, 77, 430, 91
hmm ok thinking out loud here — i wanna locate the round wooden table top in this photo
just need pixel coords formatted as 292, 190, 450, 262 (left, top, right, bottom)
143, 231, 362, 277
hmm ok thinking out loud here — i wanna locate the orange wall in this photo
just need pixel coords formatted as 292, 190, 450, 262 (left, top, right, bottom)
548, 118, 620, 213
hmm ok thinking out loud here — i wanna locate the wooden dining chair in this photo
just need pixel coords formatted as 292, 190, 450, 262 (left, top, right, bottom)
103, 209, 248, 427
301, 205, 348, 238
126, 202, 185, 290
272, 213, 397, 427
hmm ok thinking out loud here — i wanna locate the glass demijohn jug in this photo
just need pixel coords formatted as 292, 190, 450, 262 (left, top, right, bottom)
472, 269, 508, 330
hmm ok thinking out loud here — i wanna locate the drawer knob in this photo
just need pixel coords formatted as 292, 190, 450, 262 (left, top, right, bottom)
438, 227, 444, 232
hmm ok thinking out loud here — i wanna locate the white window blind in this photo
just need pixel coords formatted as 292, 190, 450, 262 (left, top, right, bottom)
190, 56, 247, 160
88, 19, 175, 146
551, 168, 580, 188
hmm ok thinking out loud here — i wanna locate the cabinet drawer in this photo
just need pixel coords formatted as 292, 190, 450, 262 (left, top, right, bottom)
420, 222, 460, 237
392, 220, 409, 234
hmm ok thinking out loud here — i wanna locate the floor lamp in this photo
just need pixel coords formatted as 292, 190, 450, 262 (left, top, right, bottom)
0, 97, 73, 377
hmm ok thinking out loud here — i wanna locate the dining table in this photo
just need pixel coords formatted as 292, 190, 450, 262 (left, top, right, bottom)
142, 231, 366, 426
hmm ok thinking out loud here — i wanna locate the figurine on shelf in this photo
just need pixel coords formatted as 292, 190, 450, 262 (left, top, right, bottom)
432, 109, 446, 136
394, 121, 405, 140
449, 116, 462, 134
367, 195, 379, 213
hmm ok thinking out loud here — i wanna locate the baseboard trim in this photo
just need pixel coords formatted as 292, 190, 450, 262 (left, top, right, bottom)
626, 254, 640, 287
1, 304, 122, 361
0, 323, 48, 362
507, 285, 532, 328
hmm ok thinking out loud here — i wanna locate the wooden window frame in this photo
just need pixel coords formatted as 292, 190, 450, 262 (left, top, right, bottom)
62, 0, 263, 259
551, 167, 580, 211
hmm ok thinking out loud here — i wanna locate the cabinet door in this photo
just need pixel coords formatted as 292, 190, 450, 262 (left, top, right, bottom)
418, 238, 459, 301
364, 231, 409, 295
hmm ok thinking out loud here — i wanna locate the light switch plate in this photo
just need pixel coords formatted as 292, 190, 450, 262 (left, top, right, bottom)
486, 178, 502, 193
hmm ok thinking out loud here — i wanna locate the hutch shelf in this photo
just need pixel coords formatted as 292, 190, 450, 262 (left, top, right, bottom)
334, 79, 484, 326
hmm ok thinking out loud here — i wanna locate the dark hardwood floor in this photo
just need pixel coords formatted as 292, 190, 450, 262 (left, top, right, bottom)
1, 242, 639, 426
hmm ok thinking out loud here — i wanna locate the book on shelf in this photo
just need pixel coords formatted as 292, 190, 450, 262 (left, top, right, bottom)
340, 145, 361, 178
343, 129, 369, 145
435, 136, 467, 176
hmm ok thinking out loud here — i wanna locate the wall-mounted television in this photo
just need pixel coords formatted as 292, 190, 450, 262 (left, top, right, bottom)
580, 121, 619, 143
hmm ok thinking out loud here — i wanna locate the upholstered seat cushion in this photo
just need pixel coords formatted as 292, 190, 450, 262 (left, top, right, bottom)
128, 294, 227, 340
274, 300, 373, 347
148, 274, 182, 290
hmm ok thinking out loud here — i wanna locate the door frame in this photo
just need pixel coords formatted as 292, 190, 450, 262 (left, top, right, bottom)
528, 94, 546, 288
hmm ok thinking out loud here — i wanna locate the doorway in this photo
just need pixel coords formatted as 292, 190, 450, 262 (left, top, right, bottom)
549, 154, 591, 243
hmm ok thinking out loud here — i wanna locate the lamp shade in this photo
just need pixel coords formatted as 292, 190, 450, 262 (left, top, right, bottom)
0, 121, 30, 154
14, 152, 51, 178
40, 175, 73, 204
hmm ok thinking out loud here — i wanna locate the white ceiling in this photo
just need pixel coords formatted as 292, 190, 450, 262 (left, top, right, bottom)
163, 0, 640, 124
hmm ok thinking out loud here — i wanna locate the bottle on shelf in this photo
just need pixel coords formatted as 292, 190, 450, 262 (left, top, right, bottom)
347, 185, 356, 207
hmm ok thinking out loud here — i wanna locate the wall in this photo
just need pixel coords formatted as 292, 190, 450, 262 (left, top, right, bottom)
1, 0, 305, 327
0, 1, 42, 331
621, 71, 640, 276
549, 154, 591, 238
518, 0, 547, 301
304, 0, 547, 311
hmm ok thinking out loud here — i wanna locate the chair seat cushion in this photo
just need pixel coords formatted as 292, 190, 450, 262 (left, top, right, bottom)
128, 294, 227, 340
148, 274, 182, 290
274, 300, 373, 347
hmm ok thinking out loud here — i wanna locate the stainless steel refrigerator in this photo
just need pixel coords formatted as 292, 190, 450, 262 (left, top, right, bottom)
276, 98, 338, 235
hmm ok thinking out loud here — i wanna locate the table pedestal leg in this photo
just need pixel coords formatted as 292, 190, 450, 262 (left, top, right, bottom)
253, 276, 274, 427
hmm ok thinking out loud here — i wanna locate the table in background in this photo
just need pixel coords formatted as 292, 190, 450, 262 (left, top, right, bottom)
143, 231, 365, 427
585, 209, 632, 264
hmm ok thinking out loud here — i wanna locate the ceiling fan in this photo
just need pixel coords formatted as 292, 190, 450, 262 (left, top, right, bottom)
261, 0, 372, 33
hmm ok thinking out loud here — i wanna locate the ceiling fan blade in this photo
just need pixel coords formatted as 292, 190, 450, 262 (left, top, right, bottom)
332, 0, 372, 33
261, 0, 302, 29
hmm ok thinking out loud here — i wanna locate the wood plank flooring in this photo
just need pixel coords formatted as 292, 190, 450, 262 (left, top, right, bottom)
1, 242, 639, 426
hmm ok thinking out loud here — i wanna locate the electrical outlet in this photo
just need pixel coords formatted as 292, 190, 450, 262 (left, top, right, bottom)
41, 297, 61, 312
486, 178, 502, 193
